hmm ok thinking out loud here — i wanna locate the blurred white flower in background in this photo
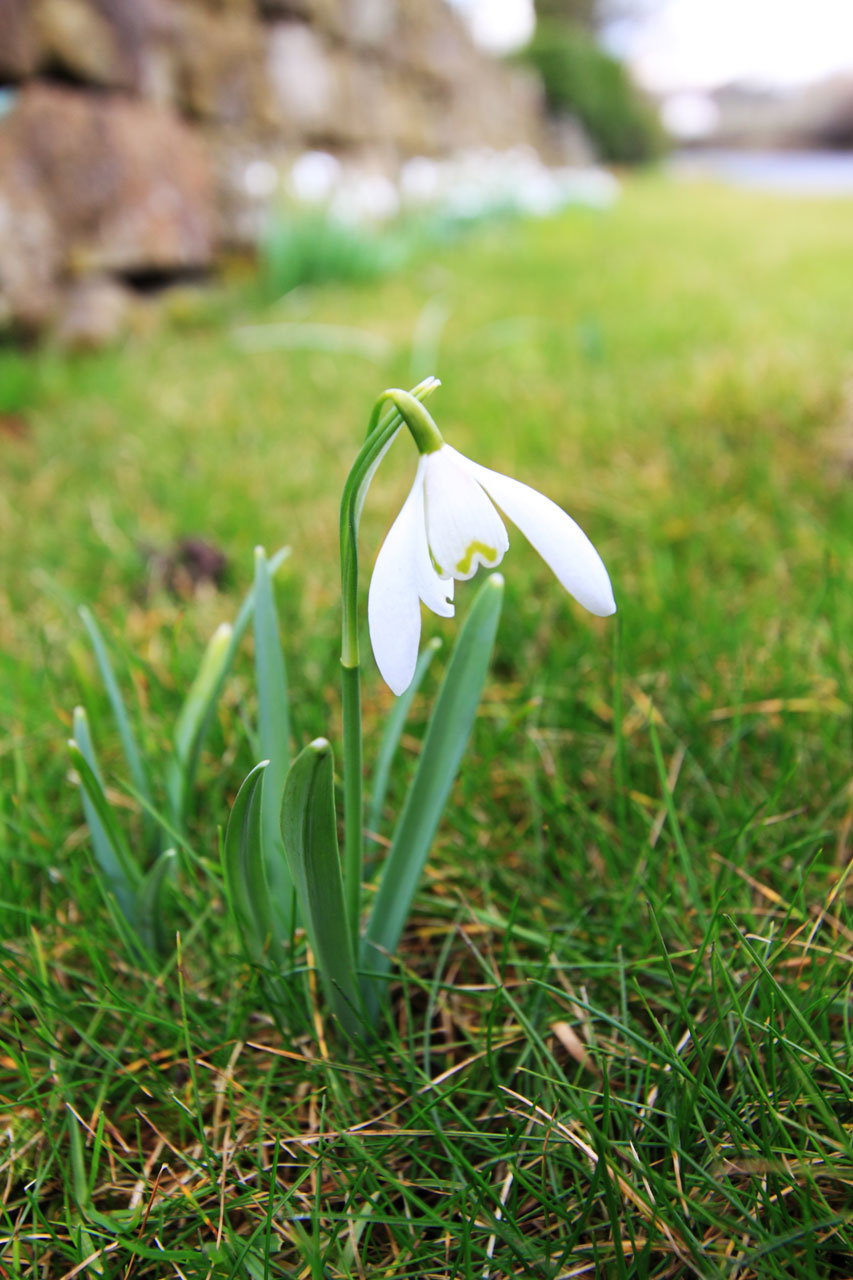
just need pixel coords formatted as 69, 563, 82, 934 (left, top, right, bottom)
289, 151, 341, 204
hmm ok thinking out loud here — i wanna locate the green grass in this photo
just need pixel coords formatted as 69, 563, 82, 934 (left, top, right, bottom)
2, 176, 853, 1277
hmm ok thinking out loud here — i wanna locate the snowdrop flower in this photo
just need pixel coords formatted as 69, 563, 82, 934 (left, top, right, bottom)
368, 431, 616, 695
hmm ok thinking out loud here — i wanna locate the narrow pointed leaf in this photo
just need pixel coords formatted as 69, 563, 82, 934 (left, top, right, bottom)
167, 622, 234, 825
166, 545, 291, 826
253, 546, 294, 935
136, 848, 177, 955
367, 636, 441, 844
233, 544, 291, 640
222, 760, 280, 967
78, 606, 152, 818
281, 740, 361, 1035
69, 709, 141, 923
362, 574, 504, 997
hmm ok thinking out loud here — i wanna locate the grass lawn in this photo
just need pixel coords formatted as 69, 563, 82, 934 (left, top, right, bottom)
2, 176, 853, 1278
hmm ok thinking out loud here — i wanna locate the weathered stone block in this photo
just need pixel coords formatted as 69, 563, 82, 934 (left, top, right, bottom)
395, 0, 477, 86
266, 22, 337, 137
0, 84, 215, 279
335, 55, 392, 145
174, 0, 256, 17
255, 0, 342, 33
0, 136, 61, 331
0, 0, 41, 80
438, 63, 545, 153
384, 74, 444, 155
32, 0, 168, 91
175, 7, 271, 125
338, 0, 395, 49
56, 275, 133, 349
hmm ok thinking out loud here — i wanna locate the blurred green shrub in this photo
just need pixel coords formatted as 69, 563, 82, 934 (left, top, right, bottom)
259, 209, 406, 300
520, 23, 667, 164
257, 204, 527, 302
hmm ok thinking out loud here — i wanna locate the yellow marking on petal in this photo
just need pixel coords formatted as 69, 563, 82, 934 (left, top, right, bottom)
456, 541, 497, 576
429, 548, 444, 575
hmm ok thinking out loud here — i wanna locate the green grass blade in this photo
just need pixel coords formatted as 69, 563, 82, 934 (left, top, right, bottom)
366, 636, 441, 847
281, 739, 361, 1036
253, 546, 294, 937
69, 708, 141, 924
136, 848, 177, 955
361, 574, 504, 1000
77, 606, 153, 820
222, 761, 278, 968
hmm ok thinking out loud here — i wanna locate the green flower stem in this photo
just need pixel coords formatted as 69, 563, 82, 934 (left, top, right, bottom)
339, 378, 441, 668
339, 377, 441, 943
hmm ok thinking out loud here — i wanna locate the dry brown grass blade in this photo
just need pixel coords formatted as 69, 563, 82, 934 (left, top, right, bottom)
501, 1085, 695, 1270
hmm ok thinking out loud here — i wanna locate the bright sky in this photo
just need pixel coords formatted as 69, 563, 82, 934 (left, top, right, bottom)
617, 0, 853, 92
451, 0, 853, 90
449, 0, 535, 53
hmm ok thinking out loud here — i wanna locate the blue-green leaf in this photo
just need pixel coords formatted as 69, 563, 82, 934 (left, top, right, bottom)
281, 740, 361, 1036
78, 606, 153, 821
69, 708, 141, 924
166, 545, 291, 827
136, 848, 177, 955
361, 574, 504, 1008
166, 621, 234, 825
253, 546, 294, 936
367, 636, 441, 846
222, 761, 281, 968
233, 544, 291, 641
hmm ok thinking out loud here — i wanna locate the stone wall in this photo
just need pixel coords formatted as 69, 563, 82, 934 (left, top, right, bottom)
0, 0, 548, 337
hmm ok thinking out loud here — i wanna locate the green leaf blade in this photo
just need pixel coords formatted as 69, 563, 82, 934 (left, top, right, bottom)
78, 606, 153, 818
167, 621, 234, 826
281, 739, 361, 1035
165, 544, 291, 828
253, 546, 294, 936
222, 760, 279, 968
136, 848, 177, 955
367, 635, 441, 846
69, 707, 142, 925
362, 574, 504, 998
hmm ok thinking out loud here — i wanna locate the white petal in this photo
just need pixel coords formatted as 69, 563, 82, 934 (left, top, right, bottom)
409, 470, 455, 619
423, 446, 509, 582
368, 460, 454, 695
368, 470, 425, 695
451, 448, 616, 616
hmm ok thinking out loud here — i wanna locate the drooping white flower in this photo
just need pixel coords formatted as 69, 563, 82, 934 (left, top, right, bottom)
368, 443, 616, 694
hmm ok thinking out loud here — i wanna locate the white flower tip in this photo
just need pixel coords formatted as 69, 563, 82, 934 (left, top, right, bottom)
368, 581, 420, 695
566, 565, 616, 617
309, 737, 331, 752
591, 582, 617, 617
385, 666, 414, 697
